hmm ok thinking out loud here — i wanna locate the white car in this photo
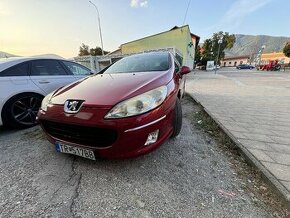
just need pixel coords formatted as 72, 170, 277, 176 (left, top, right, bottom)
0, 57, 93, 128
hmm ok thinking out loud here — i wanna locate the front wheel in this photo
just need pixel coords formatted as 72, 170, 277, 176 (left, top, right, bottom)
171, 98, 182, 138
275, 65, 281, 71
2, 93, 43, 128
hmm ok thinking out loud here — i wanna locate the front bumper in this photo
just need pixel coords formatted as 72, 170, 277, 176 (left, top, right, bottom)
38, 100, 175, 159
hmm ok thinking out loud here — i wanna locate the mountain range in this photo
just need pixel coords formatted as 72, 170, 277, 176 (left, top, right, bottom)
0, 51, 17, 58
0, 51, 64, 59
1, 34, 290, 59
225, 34, 290, 57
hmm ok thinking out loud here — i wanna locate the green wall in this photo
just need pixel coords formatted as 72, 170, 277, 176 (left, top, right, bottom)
121, 25, 195, 68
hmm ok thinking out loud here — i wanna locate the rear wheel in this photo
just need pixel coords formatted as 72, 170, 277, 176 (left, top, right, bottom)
2, 93, 43, 128
171, 98, 182, 138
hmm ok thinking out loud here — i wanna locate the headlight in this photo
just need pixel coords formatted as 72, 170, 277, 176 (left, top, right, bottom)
40, 92, 54, 111
105, 86, 167, 119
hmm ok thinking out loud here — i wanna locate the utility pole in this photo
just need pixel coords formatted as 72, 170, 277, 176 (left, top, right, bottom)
256, 45, 266, 69
89, 1, 104, 56
215, 35, 223, 74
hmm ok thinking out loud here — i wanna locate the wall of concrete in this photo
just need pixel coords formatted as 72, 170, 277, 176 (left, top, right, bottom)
121, 25, 195, 68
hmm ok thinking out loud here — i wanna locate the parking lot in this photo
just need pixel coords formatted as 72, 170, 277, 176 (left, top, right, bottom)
0, 95, 285, 217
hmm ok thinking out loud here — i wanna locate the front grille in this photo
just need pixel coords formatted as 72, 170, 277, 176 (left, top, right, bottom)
42, 120, 117, 147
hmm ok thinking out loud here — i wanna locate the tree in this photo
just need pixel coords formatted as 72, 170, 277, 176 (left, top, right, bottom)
200, 31, 236, 65
78, 43, 110, 56
283, 44, 290, 58
200, 38, 214, 65
79, 43, 90, 56
194, 45, 202, 64
90, 47, 110, 56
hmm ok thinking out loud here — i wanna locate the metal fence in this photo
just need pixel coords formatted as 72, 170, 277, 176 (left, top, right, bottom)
73, 47, 183, 72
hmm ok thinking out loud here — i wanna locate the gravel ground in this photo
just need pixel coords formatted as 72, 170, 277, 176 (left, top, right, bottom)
0, 97, 282, 217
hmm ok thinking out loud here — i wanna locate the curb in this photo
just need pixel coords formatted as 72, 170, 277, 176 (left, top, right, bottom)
186, 91, 290, 210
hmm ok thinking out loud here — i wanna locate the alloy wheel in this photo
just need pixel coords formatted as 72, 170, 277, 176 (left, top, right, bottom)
12, 96, 42, 126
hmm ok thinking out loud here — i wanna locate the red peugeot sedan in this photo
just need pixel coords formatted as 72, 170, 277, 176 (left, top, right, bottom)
38, 52, 191, 159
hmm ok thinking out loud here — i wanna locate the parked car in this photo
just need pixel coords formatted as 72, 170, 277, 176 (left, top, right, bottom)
236, 64, 254, 69
38, 52, 191, 159
0, 57, 92, 128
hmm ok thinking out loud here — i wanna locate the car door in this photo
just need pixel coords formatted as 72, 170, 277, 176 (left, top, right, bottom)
0, 62, 31, 94
0, 61, 44, 100
60, 60, 92, 80
29, 59, 76, 95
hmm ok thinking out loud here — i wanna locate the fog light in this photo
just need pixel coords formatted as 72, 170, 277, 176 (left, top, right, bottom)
144, 129, 159, 146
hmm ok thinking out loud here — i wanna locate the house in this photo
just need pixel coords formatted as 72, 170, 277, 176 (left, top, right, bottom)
120, 25, 200, 68
260, 52, 290, 65
74, 25, 200, 71
222, 55, 250, 67
107, 48, 121, 56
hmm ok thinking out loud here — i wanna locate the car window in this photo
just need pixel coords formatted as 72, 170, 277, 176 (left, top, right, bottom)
62, 61, 91, 75
104, 52, 170, 74
30, 60, 68, 76
0, 62, 29, 77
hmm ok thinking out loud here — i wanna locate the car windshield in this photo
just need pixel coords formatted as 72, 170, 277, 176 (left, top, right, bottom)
104, 52, 170, 74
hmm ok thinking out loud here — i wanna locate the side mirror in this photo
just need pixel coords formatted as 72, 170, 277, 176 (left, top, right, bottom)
180, 66, 191, 75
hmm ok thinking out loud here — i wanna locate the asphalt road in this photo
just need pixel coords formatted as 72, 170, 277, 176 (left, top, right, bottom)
0, 97, 277, 217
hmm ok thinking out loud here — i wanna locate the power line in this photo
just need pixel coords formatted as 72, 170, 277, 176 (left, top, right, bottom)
182, 0, 192, 24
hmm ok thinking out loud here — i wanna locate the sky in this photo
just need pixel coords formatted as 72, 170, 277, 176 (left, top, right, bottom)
0, 0, 289, 58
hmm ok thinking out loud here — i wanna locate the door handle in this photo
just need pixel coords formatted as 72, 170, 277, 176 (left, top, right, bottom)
38, 80, 50, 84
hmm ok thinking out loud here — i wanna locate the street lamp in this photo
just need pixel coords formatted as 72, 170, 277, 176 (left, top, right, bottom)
257, 45, 266, 67
215, 35, 223, 74
89, 0, 104, 56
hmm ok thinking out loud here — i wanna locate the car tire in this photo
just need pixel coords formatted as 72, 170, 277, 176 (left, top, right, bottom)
2, 93, 43, 129
171, 98, 182, 138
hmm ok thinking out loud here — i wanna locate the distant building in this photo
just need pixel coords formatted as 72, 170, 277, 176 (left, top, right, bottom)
74, 25, 200, 71
222, 55, 250, 67
107, 48, 121, 56
120, 25, 200, 68
261, 52, 290, 65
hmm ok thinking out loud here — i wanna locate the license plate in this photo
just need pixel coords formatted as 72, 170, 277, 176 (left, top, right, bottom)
55, 142, 96, 160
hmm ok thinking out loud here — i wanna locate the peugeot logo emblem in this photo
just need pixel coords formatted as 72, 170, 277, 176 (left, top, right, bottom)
64, 100, 84, 114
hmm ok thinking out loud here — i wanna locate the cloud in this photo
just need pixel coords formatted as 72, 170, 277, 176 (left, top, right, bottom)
140, 1, 148, 8
130, 0, 148, 8
210, 0, 272, 31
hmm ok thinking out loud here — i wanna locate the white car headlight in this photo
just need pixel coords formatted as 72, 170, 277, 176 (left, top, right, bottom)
105, 86, 167, 119
41, 92, 54, 111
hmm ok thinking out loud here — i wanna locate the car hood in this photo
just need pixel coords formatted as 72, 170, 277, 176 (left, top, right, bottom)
51, 71, 172, 107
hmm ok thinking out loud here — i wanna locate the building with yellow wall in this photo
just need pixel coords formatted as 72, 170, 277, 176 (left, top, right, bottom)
261, 52, 290, 65
120, 25, 199, 68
